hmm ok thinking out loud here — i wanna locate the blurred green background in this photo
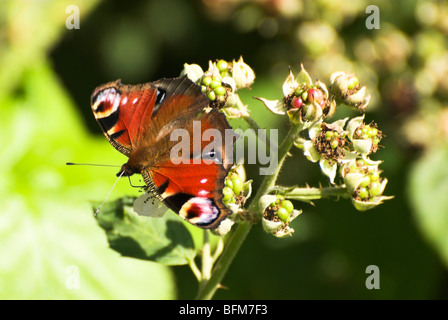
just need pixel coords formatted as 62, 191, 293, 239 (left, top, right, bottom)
1, 0, 448, 299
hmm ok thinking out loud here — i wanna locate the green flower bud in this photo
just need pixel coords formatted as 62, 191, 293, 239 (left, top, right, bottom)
202, 76, 212, 86
231, 177, 244, 195
294, 86, 303, 97
220, 70, 232, 78
370, 171, 380, 181
281, 200, 294, 213
347, 76, 359, 90
369, 181, 381, 197
330, 72, 371, 111
216, 59, 228, 72
360, 175, 371, 187
351, 177, 394, 211
222, 186, 234, 202
330, 139, 339, 149
301, 91, 308, 102
277, 207, 290, 223
358, 187, 369, 200
225, 178, 233, 189
207, 91, 216, 101
259, 195, 302, 238
209, 79, 221, 89
214, 86, 227, 96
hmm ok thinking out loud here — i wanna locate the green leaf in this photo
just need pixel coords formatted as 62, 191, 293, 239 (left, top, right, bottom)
409, 146, 448, 267
95, 197, 196, 266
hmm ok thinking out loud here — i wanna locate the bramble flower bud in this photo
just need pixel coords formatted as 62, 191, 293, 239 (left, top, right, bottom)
209, 165, 251, 236
221, 92, 250, 118
257, 64, 336, 126
330, 72, 371, 111
341, 158, 393, 211
180, 63, 204, 83
341, 158, 382, 194
259, 194, 301, 237
189, 59, 252, 118
346, 115, 383, 155
222, 165, 252, 214
299, 118, 357, 183
232, 56, 255, 89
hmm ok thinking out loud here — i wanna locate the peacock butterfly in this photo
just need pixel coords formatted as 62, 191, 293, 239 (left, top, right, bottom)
91, 76, 234, 229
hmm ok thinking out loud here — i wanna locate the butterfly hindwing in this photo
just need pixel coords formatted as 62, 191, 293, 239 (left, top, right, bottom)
141, 108, 234, 229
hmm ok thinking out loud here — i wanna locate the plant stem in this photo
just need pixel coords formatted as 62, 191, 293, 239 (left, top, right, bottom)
196, 230, 214, 296
243, 115, 261, 131
256, 123, 304, 194
195, 122, 304, 300
189, 259, 202, 282
201, 230, 212, 281
270, 185, 350, 202
195, 222, 251, 300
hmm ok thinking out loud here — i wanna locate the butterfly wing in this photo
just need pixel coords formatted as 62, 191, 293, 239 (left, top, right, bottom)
141, 108, 234, 229
131, 77, 234, 229
91, 80, 164, 156
92, 76, 235, 229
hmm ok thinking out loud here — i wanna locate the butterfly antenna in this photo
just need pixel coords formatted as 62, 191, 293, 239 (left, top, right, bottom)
66, 162, 121, 168
94, 170, 126, 216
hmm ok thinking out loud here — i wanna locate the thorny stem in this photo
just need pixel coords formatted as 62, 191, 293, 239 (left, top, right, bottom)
269, 185, 350, 202
195, 121, 304, 300
242, 115, 261, 131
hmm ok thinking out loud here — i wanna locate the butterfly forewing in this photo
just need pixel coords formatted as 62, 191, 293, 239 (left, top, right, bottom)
91, 80, 161, 156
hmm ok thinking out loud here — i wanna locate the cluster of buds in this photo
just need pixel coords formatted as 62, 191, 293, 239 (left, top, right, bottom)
346, 115, 383, 155
200, 74, 227, 103
295, 115, 388, 207
255, 63, 391, 213
181, 57, 255, 118
330, 72, 371, 111
341, 158, 393, 211
222, 164, 251, 209
256, 64, 336, 128
211, 165, 252, 237
295, 117, 355, 184
259, 194, 301, 238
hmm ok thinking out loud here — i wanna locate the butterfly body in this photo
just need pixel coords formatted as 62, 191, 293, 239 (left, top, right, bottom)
91, 76, 234, 229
